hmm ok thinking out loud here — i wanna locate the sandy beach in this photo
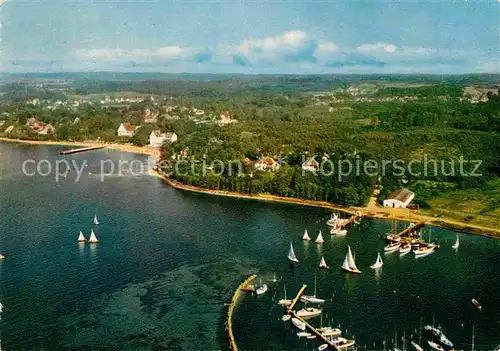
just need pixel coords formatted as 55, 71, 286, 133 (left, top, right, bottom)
0, 137, 160, 157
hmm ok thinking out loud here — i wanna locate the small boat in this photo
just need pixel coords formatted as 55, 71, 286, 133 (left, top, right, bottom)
414, 245, 435, 257
288, 242, 299, 263
341, 245, 361, 274
0, 302, 3, 313
370, 252, 383, 269
307, 335, 317, 339
272, 272, 277, 283
333, 338, 356, 349
318, 344, 329, 351
385, 234, 401, 243
424, 325, 453, 348
319, 256, 329, 269
0, 254, 5, 259
296, 307, 322, 318
330, 228, 347, 235
77, 231, 86, 242
256, 279, 268, 295
400, 243, 412, 255
411, 341, 424, 351
319, 327, 342, 337
301, 275, 325, 304
427, 340, 444, 351
452, 234, 459, 249
297, 331, 312, 337
88, 229, 99, 244
315, 230, 324, 244
384, 242, 401, 252
278, 284, 292, 306
281, 314, 291, 321
93, 214, 99, 225
291, 317, 306, 330
303, 229, 311, 241
472, 298, 482, 310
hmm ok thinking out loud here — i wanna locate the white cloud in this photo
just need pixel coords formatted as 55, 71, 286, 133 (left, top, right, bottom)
316, 42, 339, 53
356, 42, 397, 53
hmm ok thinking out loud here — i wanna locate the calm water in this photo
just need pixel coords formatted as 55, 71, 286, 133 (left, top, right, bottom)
0, 142, 499, 350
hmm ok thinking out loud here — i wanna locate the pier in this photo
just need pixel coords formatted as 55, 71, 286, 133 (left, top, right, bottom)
286, 285, 343, 351
286, 284, 307, 314
59, 145, 105, 155
339, 213, 362, 228
226, 274, 257, 351
393, 221, 425, 239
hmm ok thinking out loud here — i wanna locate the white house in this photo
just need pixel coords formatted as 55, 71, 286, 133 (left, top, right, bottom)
149, 130, 177, 147
302, 157, 320, 172
254, 157, 280, 171
117, 123, 140, 137
383, 189, 415, 208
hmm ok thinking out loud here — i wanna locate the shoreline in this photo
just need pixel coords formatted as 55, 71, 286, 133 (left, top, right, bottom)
0, 137, 160, 157
149, 170, 500, 239
1, 137, 498, 239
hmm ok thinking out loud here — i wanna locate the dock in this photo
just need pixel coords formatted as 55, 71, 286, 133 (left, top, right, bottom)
226, 274, 257, 351
59, 145, 105, 155
393, 221, 425, 239
285, 286, 343, 351
339, 213, 362, 228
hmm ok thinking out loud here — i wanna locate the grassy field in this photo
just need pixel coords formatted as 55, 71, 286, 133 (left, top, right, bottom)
421, 178, 500, 228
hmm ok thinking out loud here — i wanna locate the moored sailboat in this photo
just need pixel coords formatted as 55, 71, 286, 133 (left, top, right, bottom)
427, 340, 444, 351
296, 307, 322, 318
93, 214, 99, 225
291, 317, 306, 330
384, 241, 401, 252
88, 229, 98, 244
256, 278, 268, 295
471, 298, 482, 310
301, 274, 326, 304
77, 231, 86, 242
288, 242, 299, 263
319, 256, 329, 269
303, 229, 311, 241
278, 284, 292, 306
341, 245, 361, 274
399, 243, 412, 256
370, 252, 383, 269
315, 230, 324, 244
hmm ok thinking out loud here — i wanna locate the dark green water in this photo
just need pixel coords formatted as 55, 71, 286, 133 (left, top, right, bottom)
0, 142, 499, 350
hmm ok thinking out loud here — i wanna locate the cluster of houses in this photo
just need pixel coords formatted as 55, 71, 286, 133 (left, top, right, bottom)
116, 123, 177, 148
26, 117, 55, 135
461, 86, 499, 103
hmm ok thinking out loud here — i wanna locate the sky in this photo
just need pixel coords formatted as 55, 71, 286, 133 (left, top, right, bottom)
0, 0, 499, 74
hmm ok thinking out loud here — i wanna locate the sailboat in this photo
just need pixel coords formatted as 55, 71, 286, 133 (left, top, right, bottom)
452, 234, 459, 249
411, 341, 424, 351
0, 302, 3, 313
319, 256, 329, 269
303, 229, 311, 241
93, 214, 99, 225
287, 242, 299, 263
256, 278, 268, 295
427, 341, 444, 351
370, 252, 383, 269
291, 317, 306, 330
88, 229, 99, 243
315, 230, 324, 244
296, 306, 322, 318
278, 284, 292, 306
0, 254, 5, 260
302, 275, 325, 304
399, 242, 412, 256
77, 231, 86, 242
341, 245, 361, 274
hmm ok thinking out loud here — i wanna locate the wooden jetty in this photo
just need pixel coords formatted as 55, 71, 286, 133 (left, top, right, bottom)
285, 286, 345, 351
226, 274, 257, 351
339, 213, 362, 228
286, 284, 307, 314
59, 145, 105, 155
393, 221, 425, 239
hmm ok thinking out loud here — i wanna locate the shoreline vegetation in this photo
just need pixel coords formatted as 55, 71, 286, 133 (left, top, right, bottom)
1, 137, 499, 239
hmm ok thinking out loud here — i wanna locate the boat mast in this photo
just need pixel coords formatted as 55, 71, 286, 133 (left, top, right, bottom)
418, 316, 423, 347
471, 324, 475, 351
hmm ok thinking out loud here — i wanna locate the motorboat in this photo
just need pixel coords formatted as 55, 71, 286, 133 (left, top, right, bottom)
472, 298, 482, 311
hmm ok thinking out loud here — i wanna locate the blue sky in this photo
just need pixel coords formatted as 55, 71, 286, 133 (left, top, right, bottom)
1, 0, 499, 74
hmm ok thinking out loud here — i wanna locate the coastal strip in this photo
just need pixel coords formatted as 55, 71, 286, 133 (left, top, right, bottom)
226, 274, 257, 351
0, 137, 160, 157
150, 171, 500, 239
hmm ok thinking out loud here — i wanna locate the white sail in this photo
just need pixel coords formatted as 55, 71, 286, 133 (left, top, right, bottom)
341, 253, 351, 271
319, 256, 328, 268
288, 242, 299, 262
302, 229, 311, 241
452, 235, 459, 249
88, 229, 98, 243
77, 231, 86, 242
93, 214, 99, 225
347, 245, 358, 271
371, 252, 383, 269
315, 230, 324, 244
